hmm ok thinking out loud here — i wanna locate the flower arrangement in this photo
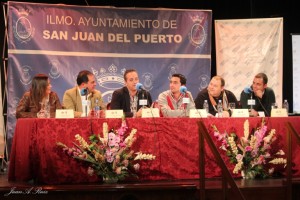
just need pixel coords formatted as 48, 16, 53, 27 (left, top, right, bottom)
212, 119, 286, 179
57, 119, 155, 183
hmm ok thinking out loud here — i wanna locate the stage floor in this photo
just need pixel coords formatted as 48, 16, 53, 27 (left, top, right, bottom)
1, 173, 299, 200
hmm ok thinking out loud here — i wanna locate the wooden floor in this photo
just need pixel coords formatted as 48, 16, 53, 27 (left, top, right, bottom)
1, 170, 300, 200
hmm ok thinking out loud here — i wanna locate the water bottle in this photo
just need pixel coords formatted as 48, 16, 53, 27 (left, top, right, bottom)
282, 99, 289, 114
217, 100, 223, 117
94, 98, 100, 118
203, 100, 209, 114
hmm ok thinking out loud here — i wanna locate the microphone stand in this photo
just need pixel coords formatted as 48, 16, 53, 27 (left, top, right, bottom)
85, 93, 88, 117
250, 92, 253, 110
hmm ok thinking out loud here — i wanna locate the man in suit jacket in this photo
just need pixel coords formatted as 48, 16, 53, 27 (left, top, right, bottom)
110, 69, 152, 118
63, 70, 106, 117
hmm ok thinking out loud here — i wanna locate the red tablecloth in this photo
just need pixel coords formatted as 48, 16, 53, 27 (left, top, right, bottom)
8, 117, 300, 184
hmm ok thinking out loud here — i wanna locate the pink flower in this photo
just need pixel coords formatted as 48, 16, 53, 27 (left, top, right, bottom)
257, 155, 265, 165
119, 142, 126, 148
236, 154, 243, 161
114, 135, 121, 143
245, 146, 252, 152
108, 132, 116, 146
106, 149, 114, 163
214, 131, 226, 141
117, 120, 128, 136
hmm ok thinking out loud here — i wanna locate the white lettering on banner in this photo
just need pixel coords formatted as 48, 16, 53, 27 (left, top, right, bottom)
46, 15, 73, 25
43, 30, 68, 40
71, 32, 104, 41
107, 33, 130, 43
162, 20, 177, 29
134, 34, 182, 43
77, 17, 177, 29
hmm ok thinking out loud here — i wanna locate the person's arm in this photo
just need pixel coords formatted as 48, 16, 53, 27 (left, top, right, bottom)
98, 93, 106, 111
16, 93, 37, 118
49, 92, 62, 118
194, 91, 205, 109
53, 92, 62, 109
240, 91, 249, 108
110, 90, 133, 118
264, 88, 276, 117
63, 90, 82, 118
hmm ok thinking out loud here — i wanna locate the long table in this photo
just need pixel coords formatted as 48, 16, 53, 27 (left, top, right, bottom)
8, 117, 300, 184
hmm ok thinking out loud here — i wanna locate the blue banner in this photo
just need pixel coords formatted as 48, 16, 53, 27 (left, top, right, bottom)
7, 2, 212, 155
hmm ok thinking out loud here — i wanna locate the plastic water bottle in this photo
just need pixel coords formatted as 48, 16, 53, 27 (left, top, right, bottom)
203, 100, 209, 114
217, 100, 223, 117
94, 98, 101, 118
283, 99, 289, 114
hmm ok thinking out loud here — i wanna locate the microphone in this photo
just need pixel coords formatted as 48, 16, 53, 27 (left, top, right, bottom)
243, 86, 253, 94
80, 88, 88, 96
180, 86, 187, 94
80, 88, 88, 117
136, 83, 149, 108
136, 83, 145, 91
244, 86, 254, 112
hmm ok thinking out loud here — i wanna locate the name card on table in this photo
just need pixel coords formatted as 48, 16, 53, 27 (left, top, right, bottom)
142, 108, 160, 118
258, 111, 265, 117
271, 109, 288, 117
55, 109, 74, 118
231, 109, 249, 117
189, 109, 207, 118
105, 110, 123, 118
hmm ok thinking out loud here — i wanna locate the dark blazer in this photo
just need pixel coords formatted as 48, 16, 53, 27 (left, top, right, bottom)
110, 87, 152, 117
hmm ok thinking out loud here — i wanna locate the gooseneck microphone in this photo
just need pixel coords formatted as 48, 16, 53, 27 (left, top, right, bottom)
179, 86, 187, 94
243, 86, 253, 94
80, 88, 88, 96
136, 83, 149, 108
136, 83, 145, 91
80, 88, 88, 117
244, 86, 254, 110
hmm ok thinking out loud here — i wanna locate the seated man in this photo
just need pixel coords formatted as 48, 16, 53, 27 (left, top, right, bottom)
110, 69, 152, 118
194, 75, 238, 117
158, 73, 195, 117
63, 70, 106, 117
240, 73, 275, 117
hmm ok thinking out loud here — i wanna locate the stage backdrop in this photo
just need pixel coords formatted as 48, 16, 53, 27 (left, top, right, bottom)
7, 2, 212, 156
215, 18, 283, 105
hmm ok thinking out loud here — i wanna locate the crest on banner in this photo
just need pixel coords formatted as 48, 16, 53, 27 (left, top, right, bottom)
13, 8, 35, 43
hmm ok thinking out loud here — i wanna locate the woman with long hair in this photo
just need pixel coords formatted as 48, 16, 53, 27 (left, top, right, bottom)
16, 74, 62, 118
